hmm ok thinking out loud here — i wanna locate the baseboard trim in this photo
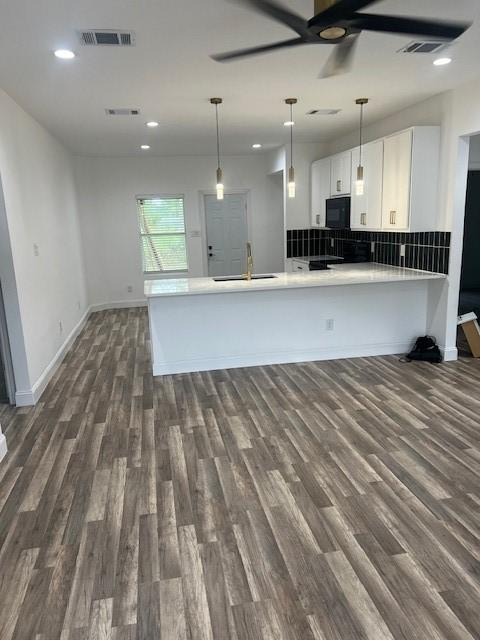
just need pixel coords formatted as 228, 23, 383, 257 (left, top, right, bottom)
441, 346, 458, 362
0, 431, 7, 462
152, 341, 413, 376
90, 299, 147, 312
15, 307, 91, 407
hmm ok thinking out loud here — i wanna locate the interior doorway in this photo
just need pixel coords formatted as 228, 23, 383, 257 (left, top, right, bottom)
0, 282, 15, 404
205, 193, 248, 277
457, 134, 480, 355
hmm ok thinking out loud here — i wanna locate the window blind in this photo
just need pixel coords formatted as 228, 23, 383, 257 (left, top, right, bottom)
137, 197, 188, 272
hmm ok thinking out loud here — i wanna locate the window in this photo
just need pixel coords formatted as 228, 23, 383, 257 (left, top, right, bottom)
137, 196, 188, 273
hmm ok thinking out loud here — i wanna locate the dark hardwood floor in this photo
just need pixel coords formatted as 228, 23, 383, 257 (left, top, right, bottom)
1, 307, 480, 639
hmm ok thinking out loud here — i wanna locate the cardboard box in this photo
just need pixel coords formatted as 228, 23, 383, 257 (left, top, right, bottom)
458, 312, 480, 358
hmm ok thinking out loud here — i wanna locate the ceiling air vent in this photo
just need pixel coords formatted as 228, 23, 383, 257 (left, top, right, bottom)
307, 108, 341, 116
399, 40, 447, 54
78, 30, 135, 47
105, 108, 140, 116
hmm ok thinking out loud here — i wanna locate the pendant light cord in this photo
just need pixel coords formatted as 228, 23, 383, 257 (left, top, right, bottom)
215, 103, 221, 171
290, 103, 294, 169
359, 102, 364, 166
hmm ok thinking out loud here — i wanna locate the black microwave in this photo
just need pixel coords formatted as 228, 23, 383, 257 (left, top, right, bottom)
326, 196, 351, 229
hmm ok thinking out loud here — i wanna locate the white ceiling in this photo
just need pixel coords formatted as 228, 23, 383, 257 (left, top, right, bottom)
0, 0, 479, 156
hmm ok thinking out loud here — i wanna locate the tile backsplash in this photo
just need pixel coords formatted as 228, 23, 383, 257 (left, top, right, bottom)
286, 229, 450, 274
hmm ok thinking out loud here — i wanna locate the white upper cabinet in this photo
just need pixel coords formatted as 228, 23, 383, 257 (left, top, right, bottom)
330, 151, 351, 196
350, 140, 384, 230
381, 129, 412, 230
381, 127, 440, 232
311, 157, 331, 227
310, 125, 440, 232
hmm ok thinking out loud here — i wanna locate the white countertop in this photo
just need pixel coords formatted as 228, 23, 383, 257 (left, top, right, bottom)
144, 263, 445, 298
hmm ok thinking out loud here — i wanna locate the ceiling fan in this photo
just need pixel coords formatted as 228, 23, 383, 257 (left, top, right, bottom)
211, 0, 471, 77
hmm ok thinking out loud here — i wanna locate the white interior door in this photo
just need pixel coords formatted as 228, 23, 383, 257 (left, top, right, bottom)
205, 194, 248, 277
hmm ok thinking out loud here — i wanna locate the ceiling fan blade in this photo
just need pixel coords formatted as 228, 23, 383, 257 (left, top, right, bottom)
231, 0, 310, 37
356, 14, 471, 40
211, 37, 305, 62
319, 33, 359, 77
309, 0, 379, 28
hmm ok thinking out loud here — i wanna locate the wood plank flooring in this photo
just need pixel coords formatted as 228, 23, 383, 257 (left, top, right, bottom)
1, 307, 480, 639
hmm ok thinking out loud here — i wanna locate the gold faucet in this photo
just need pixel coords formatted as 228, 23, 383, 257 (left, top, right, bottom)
244, 242, 253, 280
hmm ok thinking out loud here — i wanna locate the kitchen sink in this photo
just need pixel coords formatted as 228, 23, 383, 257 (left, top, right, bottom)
213, 274, 276, 282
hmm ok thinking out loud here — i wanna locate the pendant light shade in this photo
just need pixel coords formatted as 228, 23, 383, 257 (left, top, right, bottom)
288, 166, 296, 199
216, 167, 224, 201
355, 98, 368, 196
285, 98, 297, 199
211, 98, 224, 200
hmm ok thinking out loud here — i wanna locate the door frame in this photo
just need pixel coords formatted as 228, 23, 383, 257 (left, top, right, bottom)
198, 189, 251, 276
0, 282, 16, 404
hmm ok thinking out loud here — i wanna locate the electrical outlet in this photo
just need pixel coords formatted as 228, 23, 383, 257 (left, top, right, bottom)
127, 285, 133, 293
326, 318, 334, 331
330, 238, 334, 248
400, 244, 406, 258
33, 243, 40, 257
370, 241, 375, 254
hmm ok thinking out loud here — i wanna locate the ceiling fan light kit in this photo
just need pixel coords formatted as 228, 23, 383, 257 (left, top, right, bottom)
211, 0, 471, 78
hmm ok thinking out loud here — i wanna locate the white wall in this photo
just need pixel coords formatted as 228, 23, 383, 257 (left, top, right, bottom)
74, 154, 286, 306
430, 78, 480, 356
0, 89, 87, 402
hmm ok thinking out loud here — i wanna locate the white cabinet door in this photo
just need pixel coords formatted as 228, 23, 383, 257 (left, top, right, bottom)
311, 157, 331, 227
381, 130, 412, 230
350, 140, 383, 230
330, 151, 351, 196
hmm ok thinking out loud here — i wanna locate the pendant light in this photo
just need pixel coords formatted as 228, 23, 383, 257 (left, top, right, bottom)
285, 98, 297, 198
210, 98, 224, 200
355, 98, 368, 196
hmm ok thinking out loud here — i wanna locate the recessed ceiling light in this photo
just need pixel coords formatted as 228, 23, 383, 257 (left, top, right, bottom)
433, 57, 452, 66
146, 121, 159, 128
283, 121, 295, 127
54, 49, 75, 59
252, 143, 262, 149
140, 144, 150, 150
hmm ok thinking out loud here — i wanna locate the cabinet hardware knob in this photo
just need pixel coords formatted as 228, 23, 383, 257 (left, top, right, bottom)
336, 179, 341, 192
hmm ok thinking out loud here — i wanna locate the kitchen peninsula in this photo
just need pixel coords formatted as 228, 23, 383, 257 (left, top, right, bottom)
145, 263, 445, 376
